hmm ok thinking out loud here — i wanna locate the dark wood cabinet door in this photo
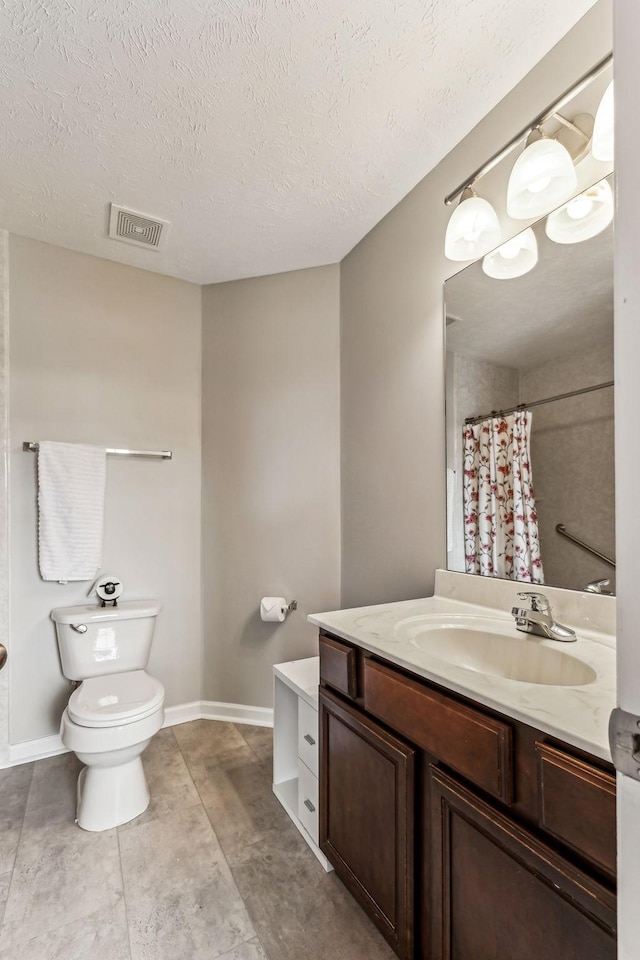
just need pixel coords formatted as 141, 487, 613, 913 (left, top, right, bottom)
319, 688, 415, 959
429, 765, 616, 960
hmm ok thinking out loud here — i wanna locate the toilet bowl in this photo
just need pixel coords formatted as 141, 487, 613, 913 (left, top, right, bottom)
61, 669, 165, 830
60, 670, 165, 831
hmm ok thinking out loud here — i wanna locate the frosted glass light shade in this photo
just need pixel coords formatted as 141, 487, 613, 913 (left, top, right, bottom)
507, 138, 577, 219
482, 228, 538, 279
444, 194, 501, 261
592, 81, 614, 162
545, 179, 613, 244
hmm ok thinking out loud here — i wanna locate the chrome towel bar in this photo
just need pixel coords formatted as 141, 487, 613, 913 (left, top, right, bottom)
23, 442, 172, 460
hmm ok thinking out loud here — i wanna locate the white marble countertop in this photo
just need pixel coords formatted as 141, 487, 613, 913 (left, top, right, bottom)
309, 572, 616, 762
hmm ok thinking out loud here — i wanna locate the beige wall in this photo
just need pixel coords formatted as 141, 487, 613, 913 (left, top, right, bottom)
201, 266, 341, 708
9, 236, 202, 744
339, 1, 612, 608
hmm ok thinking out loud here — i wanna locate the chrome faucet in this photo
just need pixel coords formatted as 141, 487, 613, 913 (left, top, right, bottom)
511, 591, 576, 642
582, 578, 613, 595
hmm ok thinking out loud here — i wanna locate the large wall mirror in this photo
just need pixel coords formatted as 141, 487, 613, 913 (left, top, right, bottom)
445, 175, 614, 594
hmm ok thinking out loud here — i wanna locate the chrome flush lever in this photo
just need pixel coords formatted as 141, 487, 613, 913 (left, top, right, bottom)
71, 623, 87, 634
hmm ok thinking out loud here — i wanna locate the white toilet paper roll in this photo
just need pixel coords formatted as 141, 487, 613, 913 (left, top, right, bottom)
260, 597, 286, 623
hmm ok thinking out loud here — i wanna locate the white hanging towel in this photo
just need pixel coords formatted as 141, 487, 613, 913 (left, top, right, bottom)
37, 441, 107, 582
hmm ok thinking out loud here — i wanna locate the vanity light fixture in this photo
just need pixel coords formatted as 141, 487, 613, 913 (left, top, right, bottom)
443, 52, 612, 260
506, 129, 577, 219
444, 187, 501, 261
482, 227, 538, 279
592, 81, 614, 162
545, 178, 613, 244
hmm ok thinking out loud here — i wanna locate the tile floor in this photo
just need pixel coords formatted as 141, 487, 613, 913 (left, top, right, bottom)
0, 721, 396, 960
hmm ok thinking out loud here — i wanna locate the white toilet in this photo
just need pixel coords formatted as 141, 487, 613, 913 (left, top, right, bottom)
51, 600, 165, 832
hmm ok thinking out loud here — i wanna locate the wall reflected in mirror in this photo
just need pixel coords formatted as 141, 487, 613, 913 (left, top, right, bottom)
445, 176, 614, 594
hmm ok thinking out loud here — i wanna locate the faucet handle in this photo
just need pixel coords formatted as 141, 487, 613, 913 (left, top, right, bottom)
517, 591, 551, 613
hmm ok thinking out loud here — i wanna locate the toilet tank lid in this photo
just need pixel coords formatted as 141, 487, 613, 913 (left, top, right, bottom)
50, 600, 161, 624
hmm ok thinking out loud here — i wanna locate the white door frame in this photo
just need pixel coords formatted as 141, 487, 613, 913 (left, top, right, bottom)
613, 2, 640, 956
0, 230, 9, 766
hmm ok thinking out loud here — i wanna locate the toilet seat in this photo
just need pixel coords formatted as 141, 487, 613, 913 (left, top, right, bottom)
68, 670, 165, 728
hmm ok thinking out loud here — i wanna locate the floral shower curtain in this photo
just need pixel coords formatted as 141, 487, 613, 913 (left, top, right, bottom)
463, 410, 544, 583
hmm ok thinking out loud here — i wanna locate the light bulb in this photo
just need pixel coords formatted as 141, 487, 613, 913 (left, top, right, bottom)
507, 136, 577, 219
545, 178, 613, 244
527, 176, 552, 195
497, 237, 522, 260
462, 216, 483, 243
566, 195, 594, 220
445, 192, 501, 262
482, 228, 538, 280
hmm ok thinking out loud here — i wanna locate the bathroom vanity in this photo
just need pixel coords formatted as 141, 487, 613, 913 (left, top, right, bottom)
309, 573, 617, 960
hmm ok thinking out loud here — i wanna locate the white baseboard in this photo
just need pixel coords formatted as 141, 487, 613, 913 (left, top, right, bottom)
199, 700, 274, 727
4, 699, 274, 767
8, 734, 66, 766
162, 701, 202, 728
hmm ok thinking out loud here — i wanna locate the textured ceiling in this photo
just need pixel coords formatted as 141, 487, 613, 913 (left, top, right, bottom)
0, 0, 598, 284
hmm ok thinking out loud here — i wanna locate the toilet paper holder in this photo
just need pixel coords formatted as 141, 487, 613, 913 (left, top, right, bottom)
260, 597, 298, 622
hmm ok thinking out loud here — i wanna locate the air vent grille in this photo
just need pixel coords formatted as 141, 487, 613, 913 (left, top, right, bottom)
109, 204, 169, 250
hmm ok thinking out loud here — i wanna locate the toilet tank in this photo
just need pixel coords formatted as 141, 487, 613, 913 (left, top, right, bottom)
51, 600, 161, 681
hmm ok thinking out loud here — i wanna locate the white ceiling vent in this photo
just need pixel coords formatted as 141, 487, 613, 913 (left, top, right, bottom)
109, 204, 169, 251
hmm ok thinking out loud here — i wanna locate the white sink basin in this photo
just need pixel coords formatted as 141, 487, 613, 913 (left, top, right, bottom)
394, 615, 597, 686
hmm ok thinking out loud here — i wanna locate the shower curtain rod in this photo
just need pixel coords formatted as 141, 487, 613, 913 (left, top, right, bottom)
464, 379, 614, 427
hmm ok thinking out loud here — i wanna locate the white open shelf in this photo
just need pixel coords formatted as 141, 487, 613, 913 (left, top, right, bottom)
273, 776, 298, 819
273, 656, 332, 872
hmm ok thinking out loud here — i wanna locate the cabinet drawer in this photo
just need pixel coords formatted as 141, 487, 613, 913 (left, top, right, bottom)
298, 759, 319, 845
319, 634, 358, 699
363, 658, 513, 803
536, 742, 616, 876
298, 698, 319, 777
